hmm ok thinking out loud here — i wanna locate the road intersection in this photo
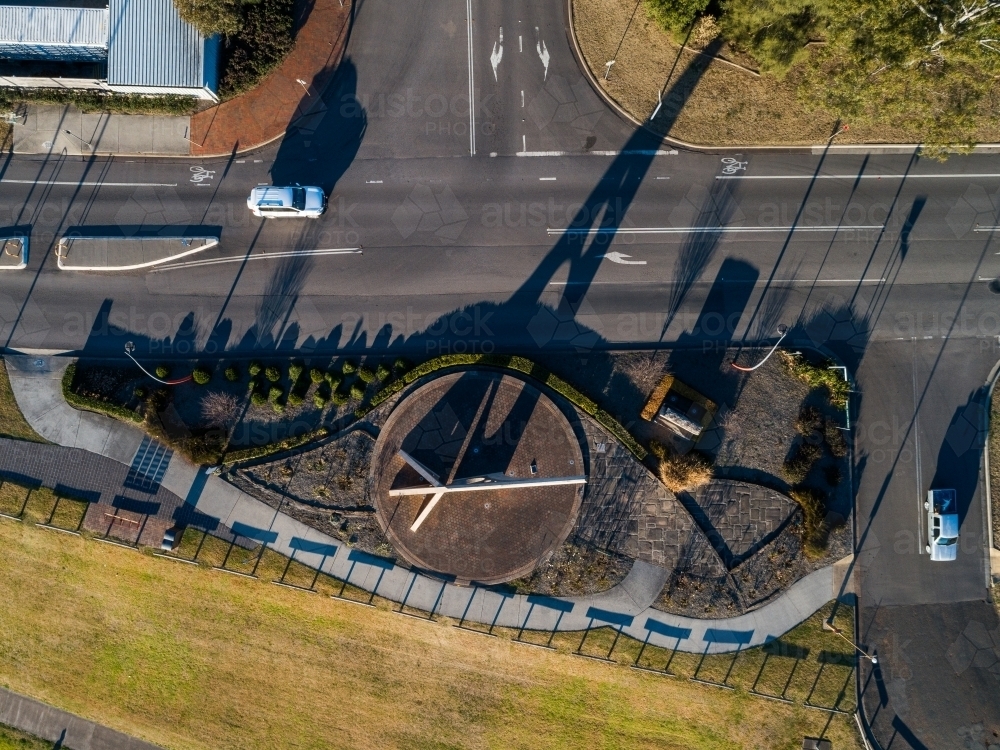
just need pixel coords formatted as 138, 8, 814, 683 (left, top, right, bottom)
1, 0, 999, 746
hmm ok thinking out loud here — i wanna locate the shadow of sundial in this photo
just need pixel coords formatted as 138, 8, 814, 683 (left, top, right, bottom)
370, 370, 586, 585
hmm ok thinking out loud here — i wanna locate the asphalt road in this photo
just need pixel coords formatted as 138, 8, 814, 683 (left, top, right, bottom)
1, 0, 999, 746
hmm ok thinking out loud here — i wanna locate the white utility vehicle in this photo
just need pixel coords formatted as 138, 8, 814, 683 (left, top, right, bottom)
247, 186, 326, 218
924, 489, 959, 561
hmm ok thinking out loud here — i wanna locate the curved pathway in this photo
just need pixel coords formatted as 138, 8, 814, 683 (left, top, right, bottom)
5, 354, 851, 654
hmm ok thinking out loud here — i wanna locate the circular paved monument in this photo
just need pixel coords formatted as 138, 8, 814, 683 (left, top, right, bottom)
370, 369, 585, 585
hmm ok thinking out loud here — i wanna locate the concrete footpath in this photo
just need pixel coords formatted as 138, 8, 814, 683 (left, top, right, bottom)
4, 354, 854, 654
13, 105, 190, 156
0, 686, 163, 750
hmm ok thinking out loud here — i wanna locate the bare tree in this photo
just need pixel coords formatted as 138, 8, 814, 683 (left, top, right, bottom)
201, 391, 241, 430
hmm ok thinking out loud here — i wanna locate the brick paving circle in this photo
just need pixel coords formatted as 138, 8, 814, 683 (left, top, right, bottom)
370, 370, 584, 585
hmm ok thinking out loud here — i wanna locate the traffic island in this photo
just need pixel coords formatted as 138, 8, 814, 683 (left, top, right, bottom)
55, 236, 218, 271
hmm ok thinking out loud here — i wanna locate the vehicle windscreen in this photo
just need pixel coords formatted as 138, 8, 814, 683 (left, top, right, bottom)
292, 188, 306, 210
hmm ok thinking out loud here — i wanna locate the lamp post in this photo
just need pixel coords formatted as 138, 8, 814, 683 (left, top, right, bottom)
823, 620, 877, 664
124, 342, 191, 385
731, 324, 788, 372
63, 129, 92, 150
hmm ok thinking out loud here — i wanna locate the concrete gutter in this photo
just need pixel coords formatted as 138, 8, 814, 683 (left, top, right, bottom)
56, 236, 218, 271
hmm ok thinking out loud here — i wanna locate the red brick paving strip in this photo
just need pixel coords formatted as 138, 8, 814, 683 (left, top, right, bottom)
190, 0, 352, 157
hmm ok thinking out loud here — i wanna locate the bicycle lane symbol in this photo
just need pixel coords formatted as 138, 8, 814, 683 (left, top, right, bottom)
721, 157, 747, 175
190, 165, 216, 183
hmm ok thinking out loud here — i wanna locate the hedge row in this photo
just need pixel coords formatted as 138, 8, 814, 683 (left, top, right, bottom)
357, 354, 648, 461
61, 364, 143, 424
223, 427, 329, 465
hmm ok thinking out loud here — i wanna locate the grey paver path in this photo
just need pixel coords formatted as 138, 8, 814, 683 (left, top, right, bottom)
4, 354, 854, 653
0, 686, 163, 750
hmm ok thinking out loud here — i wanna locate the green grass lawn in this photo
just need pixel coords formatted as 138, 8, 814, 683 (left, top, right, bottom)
0, 723, 50, 750
0, 516, 863, 750
0, 361, 46, 444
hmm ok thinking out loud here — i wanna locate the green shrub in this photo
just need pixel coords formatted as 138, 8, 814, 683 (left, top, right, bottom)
349, 382, 366, 400
357, 367, 375, 384
248, 378, 258, 392
394, 357, 410, 371
375, 363, 390, 381
224, 365, 239, 382
332, 391, 348, 406
271, 400, 285, 414
134, 386, 146, 399
780, 352, 850, 409
325, 373, 342, 390
310, 367, 325, 384
341, 360, 356, 375
824, 421, 849, 458
192, 367, 212, 385
248, 361, 262, 376
0, 88, 197, 116
313, 391, 329, 408
223, 427, 328, 464
287, 392, 304, 407
795, 405, 822, 436
155, 365, 170, 379
645, 0, 710, 36
265, 366, 281, 383
61, 364, 142, 424
218, 0, 295, 98
288, 362, 304, 382
251, 391, 266, 406
268, 386, 283, 402
782, 441, 822, 484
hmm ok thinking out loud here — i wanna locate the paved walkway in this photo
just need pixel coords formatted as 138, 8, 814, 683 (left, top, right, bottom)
189, 0, 352, 156
0, 686, 162, 750
13, 106, 190, 156
4, 354, 854, 654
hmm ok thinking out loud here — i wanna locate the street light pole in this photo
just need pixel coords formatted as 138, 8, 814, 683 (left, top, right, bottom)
124, 342, 191, 385
823, 620, 877, 664
731, 325, 788, 372
63, 129, 92, 150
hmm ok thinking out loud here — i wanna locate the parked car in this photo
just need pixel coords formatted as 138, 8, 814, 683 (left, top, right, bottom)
247, 185, 326, 218
924, 489, 959, 561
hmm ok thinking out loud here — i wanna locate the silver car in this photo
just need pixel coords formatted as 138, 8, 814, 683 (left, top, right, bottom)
247, 185, 326, 218
924, 489, 959, 561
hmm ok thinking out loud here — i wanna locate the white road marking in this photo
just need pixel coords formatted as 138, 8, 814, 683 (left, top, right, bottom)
523, 135, 527, 152
150, 247, 361, 272
718, 173, 1000, 180
0, 180, 178, 187
539, 177, 556, 181
366, 180, 383, 184
519, 35, 523, 52
912, 338, 925, 553
535, 28, 550, 80
655, 176, 670, 180
974, 226, 1000, 232
521, 90, 524, 107
547, 224, 884, 236
549, 277, 888, 286
490, 27, 504, 81
600, 251, 645, 265
465, 0, 476, 155
517, 149, 677, 156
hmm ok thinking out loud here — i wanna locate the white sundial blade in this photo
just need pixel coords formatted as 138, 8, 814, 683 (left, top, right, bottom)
397, 449, 442, 487
410, 490, 446, 532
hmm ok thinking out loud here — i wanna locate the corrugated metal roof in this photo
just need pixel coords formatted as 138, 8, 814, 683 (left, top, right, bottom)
0, 6, 108, 47
107, 0, 207, 88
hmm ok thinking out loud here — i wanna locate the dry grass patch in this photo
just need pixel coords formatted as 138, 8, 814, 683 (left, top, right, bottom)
0, 723, 49, 750
572, 0, 1000, 145
650, 439, 713, 492
0, 361, 46, 443
0, 520, 862, 750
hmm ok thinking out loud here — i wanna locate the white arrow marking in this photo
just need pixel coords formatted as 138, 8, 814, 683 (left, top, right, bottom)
600, 251, 646, 265
491, 28, 503, 81
536, 31, 550, 80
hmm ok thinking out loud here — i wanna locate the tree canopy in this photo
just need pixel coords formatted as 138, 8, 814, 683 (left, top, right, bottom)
646, 0, 1000, 146
173, 0, 245, 36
